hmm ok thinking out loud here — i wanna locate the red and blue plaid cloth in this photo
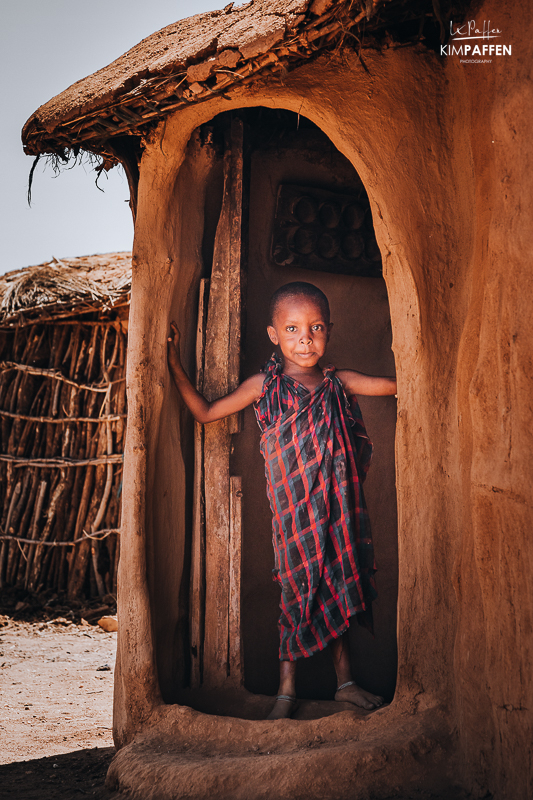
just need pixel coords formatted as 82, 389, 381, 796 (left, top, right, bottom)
254, 354, 377, 661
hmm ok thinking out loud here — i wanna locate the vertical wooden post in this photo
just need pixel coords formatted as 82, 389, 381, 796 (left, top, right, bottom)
229, 475, 243, 685
201, 118, 245, 688
190, 279, 208, 688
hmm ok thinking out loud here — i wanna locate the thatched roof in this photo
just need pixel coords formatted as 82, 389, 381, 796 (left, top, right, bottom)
0, 253, 131, 325
22, 0, 449, 158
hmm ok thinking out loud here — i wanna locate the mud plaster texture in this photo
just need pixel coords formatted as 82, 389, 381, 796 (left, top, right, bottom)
107, 2, 533, 798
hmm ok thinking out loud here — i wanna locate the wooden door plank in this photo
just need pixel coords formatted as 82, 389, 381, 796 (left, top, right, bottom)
227, 120, 244, 393
202, 118, 245, 688
190, 278, 208, 687
229, 475, 243, 685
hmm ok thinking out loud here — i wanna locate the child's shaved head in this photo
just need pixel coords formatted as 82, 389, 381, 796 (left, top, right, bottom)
269, 282, 330, 325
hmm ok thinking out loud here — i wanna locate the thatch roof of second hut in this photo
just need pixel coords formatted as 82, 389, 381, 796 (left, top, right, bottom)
0, 252, 131, 325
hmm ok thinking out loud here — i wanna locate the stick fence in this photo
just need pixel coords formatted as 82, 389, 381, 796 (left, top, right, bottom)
0, 316, 127, 599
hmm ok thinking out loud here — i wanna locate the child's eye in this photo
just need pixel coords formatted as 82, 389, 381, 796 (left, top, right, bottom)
286, 326, 296, 332
312, 325, 323, 331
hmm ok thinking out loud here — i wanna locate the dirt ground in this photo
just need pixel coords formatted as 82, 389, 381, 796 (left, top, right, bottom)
0, 593, 480, 800
0, 590, 117, 800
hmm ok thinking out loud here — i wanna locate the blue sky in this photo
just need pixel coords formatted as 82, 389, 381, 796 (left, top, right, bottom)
1, 0, 220, 273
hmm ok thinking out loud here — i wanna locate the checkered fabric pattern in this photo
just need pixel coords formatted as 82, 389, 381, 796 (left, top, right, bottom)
254, 354, 377, 661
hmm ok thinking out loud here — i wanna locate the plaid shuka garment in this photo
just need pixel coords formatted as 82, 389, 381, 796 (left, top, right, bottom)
254, 354, 377, 661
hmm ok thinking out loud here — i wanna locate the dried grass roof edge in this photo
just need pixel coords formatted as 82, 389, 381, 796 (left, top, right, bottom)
0, 252, 132, 323
22, 0, 445, 157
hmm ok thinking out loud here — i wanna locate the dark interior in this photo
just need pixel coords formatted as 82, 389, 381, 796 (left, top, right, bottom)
173, 108, 398, 709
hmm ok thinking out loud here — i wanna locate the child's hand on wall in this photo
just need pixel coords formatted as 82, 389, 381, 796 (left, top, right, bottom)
167, 321, 182, 368
166, 316, 263, 423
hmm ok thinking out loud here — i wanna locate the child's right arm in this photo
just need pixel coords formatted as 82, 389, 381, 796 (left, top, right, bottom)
167, 322, 264, 424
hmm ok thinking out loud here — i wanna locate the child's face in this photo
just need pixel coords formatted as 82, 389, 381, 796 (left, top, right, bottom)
267, 295, 332, 370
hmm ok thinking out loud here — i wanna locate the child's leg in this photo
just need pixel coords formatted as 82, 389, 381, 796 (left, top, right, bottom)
267, 659, 297, 720
330, 633, 384, 710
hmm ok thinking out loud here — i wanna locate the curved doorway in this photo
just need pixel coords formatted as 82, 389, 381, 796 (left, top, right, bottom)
179, 108, 397, 714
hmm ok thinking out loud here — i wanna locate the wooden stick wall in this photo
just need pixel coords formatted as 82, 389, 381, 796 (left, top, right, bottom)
0, 316, 127, 599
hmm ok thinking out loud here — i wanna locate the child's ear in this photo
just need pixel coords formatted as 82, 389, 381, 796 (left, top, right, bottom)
267, 325, 279, 345
327, 322, 333, 341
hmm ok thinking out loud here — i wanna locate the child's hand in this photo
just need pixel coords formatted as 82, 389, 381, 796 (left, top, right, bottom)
167, 321, 181, 366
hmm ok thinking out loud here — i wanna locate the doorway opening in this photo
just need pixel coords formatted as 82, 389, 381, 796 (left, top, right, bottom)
176, 108, 397, 717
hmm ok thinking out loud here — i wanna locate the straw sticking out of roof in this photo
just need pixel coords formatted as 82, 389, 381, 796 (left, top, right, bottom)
22, 0, 458, 158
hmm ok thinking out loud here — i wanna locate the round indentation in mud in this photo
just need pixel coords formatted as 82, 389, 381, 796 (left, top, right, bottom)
272, 241, 296, 266
291, 226, 318, 255
293, 196, 318, 224
342, 203, 366, 230
341, 232, 365, 259
319, 201, 341, 229
317, 231, 340, 259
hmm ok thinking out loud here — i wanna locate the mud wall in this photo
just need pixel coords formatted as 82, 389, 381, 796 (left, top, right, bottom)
451, 2, 533, 794
115, 1, 533, 796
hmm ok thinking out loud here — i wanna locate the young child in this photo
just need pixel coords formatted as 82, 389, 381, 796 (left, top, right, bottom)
167, 281, 397, 720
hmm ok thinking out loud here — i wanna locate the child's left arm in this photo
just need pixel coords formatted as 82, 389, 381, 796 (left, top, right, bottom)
336, 369, 397, 397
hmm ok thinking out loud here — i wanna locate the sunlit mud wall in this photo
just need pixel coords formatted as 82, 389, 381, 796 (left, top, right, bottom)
116, 1, 533, 797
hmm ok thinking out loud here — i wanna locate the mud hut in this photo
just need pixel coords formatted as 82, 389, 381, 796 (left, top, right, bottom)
21, 1, 533, 798
0, 253, 130, 600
